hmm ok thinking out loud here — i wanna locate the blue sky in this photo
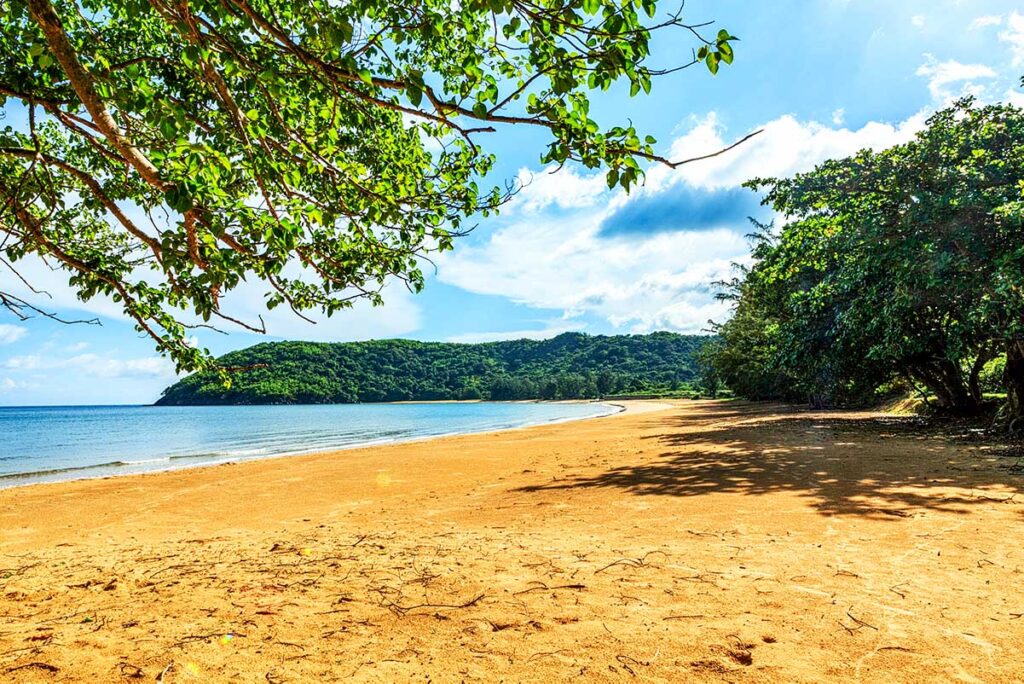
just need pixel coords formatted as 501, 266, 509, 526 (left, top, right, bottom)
3, 0, 1024, 405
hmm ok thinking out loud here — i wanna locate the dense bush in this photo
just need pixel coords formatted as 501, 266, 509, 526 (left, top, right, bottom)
708, 99, 1024, 419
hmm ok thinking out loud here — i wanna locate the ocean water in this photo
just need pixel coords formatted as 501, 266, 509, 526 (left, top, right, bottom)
0, 402, 618, 488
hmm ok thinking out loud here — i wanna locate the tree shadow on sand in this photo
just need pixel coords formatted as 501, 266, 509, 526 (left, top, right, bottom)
517, 402, 1024, 519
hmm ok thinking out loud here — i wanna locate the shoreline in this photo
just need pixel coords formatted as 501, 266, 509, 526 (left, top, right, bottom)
0, 400, 650, 493
0, 397, 628, 409
2, 400, 1023, 681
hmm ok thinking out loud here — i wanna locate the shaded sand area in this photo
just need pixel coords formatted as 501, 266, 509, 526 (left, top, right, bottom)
2, 400, 1024, 682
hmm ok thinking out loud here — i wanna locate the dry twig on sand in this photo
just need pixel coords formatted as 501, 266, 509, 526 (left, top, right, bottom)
5, 661, 59, 674
513, 582, 586, 596
840, 608, 879, 635
595, 551, 666, 574
380, 593, 486, 616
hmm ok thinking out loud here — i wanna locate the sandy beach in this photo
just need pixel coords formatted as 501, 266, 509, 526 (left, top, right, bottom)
2, 400, 1023, 682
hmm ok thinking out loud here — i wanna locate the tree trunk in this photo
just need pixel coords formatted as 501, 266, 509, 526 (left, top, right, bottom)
1005, 340, 1024, 430
909, 360, 979, 414
937, 359, 977, 412
807, 393, 830, 409
968, 348, 994, 405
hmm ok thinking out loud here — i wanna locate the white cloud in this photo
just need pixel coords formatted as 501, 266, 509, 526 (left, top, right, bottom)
999, 12, 1024, 67
440, 216, 743, 333
1005, 87, 1024, 107
446, 322, 584, 344
651, 110, 925, 193
0, 377, 24, 391
2, 251, 423, 348
511, 165, 608, 214
66, 354, 176, 379
0, 324, 27, 345
1, 256, 124, 320
2, 355, 41, 370
214, 278, 422, 343
438, 110, 931, 334
915, 55, 997, 102
2, 352, 174, 379
969, 15, 1003, 30
831, 108, 845, 126
911, 15, 925, 28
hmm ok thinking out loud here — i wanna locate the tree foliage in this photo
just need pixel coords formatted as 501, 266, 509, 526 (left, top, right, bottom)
156, 331, 709, 404
708, 99, 1024, 420
0, 0, 740, 371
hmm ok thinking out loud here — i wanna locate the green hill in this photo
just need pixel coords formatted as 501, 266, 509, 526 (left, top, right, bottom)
156, 332, 710, 405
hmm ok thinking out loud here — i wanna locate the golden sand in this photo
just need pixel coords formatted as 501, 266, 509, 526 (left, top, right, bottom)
2, 400, 1023, 682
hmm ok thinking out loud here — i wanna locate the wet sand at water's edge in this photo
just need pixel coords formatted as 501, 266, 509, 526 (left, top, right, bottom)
2, 400, 1023, 682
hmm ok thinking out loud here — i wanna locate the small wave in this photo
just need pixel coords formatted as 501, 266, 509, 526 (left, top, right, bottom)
0, 451, 243, 481
0, 460, 125, 481
168, 447, 269, 461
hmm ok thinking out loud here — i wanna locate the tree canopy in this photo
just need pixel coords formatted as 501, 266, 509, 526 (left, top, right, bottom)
156, 331, 710, 404
707, 99, 1024, 423
0, 0, 741, 372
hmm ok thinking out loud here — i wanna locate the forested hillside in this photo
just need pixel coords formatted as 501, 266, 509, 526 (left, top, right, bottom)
157, 332, 708, 405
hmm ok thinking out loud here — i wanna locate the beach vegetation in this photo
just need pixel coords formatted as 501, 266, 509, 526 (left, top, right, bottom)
0, 0, 740, 373
706, 99, 1024, 424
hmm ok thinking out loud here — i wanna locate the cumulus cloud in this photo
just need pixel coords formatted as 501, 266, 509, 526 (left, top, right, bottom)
652, 112, 925, 194
1005, 87, 1024, 107
916, 55, 997, 102
511, 165, 608, 214
0, 324, 27, 345
2, 352, 174, 379
439, 214, 744, 333
445, 321, 585, 344
213, 277, 423, 343
2, 355, 41, 370
969, 15, 1003, 30
437, 110, 930, 334
1000, 12, 1024, 67
911, 15, 925, 28
2, 252, 423, 347
1, 258, 124, 320
68, 354, 176, 379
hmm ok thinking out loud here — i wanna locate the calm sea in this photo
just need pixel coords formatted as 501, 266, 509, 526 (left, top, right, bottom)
0, 402, 617, 488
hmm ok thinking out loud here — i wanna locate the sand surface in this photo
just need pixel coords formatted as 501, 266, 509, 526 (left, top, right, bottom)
2, 400, 1023, 682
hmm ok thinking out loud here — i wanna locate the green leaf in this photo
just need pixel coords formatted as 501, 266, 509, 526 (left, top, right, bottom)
705, 52, 720, 75
407, 83, 422, 107
164, 185, 194, 213
606, 168, 619, 189
719, 42, 734, 64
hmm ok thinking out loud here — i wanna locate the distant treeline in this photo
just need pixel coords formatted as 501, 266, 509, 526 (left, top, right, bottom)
701, 98, 1024, 424
157, 332, 710, 405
